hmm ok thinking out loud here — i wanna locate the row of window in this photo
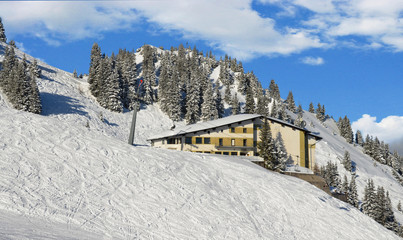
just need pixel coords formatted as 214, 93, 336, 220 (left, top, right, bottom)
230, 127, 250, 133
185, 137, 250, 146
194, 151, 250, 156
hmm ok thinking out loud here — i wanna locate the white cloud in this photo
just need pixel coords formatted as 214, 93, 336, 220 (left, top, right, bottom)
0, 0, 324, 59
1, 0, 403, 58
300, 56, 324, 65
0, 1, 139, 45
352, 114, 403, 143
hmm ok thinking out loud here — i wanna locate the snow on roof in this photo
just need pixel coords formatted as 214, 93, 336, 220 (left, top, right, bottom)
148, 114, 261, 140
148, 114, 316, 140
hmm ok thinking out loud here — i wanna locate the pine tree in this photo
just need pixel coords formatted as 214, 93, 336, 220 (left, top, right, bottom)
231, 93, 240, 115
258, 118, 276, 170
341, 175, 349, 194
342, 151, 352, 172
256, 94, 268, 116
73, 69, 78, 78
88, 43, 102, 97
0, 17, 6, 43
398, 201, 402, 212
309, 102, 315, 113
274, 132, 288, 171
270, 100, 278, 118
383, 191, 398, 231
285, 91, 296, 112
355, 130, 364, 146
185, 70, 201, 124
244, 87, 255, 114
362, 179, 377, 218
201, 83, 218, 121
214, 83, 225, 119
348, 175, 359, 208
268, 79, 280, 101
316, 103, 325, 122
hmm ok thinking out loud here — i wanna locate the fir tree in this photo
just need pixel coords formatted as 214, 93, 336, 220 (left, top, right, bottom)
285, 91, 296, 112
258, 118, 276, 170
214, 83, 225, 119
309, 102, 315, 113
274, 132, 288, 171
398, 201, 402, 212
201, 83, 218, 121
231, 93, 240, 115
270, 100, 278, 118
355, 130, 364, 146
73, 69, 78, 78
342, 151, 353, 172
185, 70, 201, 124
0, 17, 6, 43
362, 179, 377, 218
348, 175, 359, 208
244, 87, 255, 114
256, 94, 268, 116
88, 43, 102, 98
341, 175, 349, 194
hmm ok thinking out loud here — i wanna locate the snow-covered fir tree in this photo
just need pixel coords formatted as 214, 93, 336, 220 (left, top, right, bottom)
214, 83, 225, 119
342, 151, 353, 172
201, 82, 218, 121
0, 46, 41, 114
341, 175, 349, 194
73, 69, 78, 78
231, 93, 240, 115
258, 118, 276, 170
270, 100, 278, 118
256, 94, 268, 116
338, 116, 353, 143
268, 79, 280, 101
355, 130, 364, 146
244, 87, 255, 114
0, 17, 6, 43
274, 132, 288, 171
362, 179, 377, 218
309, 102, 315, 113
348, 174, 359, 208
285, 91, 296, 112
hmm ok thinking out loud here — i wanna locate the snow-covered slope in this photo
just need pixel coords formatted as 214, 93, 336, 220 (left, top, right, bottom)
0, 43, 402, 239
303, 111, 403, 224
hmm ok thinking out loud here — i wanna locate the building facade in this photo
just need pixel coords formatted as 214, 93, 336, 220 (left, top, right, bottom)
148, 114, 321, 170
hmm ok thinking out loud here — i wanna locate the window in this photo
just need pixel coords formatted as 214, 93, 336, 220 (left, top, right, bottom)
240, 152, 247, 156
219, 138, 223, 146
215, 152, 222, 155
167, 138, 175, 144
204, 138, 211, 144
243, 128, 247, 133
230, 127, 235, 133
223, 152, 229, 155
231, 152, 238, 156
185, 137, 192, 144
195, 137, 202, 144
243, 139, 247, 146
231, 139, 235, 146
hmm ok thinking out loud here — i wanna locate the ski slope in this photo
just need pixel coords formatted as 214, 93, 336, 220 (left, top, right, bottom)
0, 42, 402, 239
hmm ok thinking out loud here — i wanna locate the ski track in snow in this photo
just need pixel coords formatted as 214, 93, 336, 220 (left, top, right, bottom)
0, 42, 402, 239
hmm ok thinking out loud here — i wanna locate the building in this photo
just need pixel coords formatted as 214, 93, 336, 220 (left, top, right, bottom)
148, 114, 321, 170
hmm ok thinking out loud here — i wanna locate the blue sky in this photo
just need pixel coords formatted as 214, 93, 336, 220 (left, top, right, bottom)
0, 0, 402, 147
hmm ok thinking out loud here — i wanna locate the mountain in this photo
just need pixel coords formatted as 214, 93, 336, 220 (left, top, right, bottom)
0, 41, 402, 239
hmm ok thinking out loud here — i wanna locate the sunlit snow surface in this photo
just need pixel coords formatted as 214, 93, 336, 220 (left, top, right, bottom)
0, 42, 402, 239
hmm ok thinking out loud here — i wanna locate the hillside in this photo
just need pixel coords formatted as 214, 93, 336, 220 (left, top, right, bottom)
0, 42, 402, 239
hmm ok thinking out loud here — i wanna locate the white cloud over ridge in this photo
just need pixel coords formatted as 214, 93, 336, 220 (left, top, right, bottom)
1, 0, 403, 58
352, 114, 403, 144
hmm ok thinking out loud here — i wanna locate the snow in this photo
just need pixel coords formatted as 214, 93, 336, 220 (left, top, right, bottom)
0, 42, 402, 239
